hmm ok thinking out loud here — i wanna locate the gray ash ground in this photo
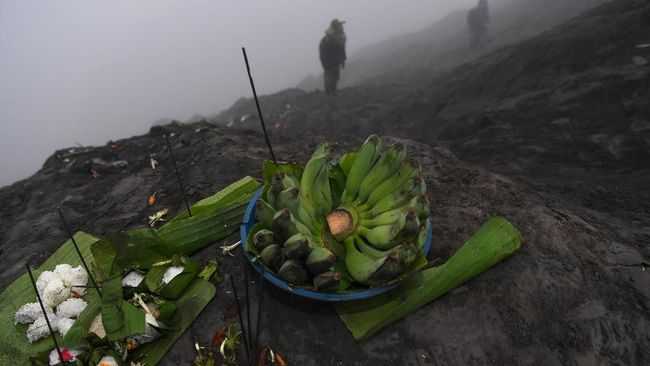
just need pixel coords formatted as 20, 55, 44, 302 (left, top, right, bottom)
2, 0, 650, 364
1, 123, 648, 365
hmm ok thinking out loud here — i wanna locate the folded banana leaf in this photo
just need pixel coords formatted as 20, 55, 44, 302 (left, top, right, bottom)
0, 232, 100, 365
0, 232, 216, 365
155, 176, 260, 256
145, 256, 200, 300
336, 217, 522, 340
167, 176, 260, 223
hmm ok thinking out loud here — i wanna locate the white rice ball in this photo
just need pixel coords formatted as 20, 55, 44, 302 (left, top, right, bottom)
97, 355, 119, 366
53, 264, 73, 277
88, 314, 106, 339
122, 271, 145, 288
36, 271, 61, 296
43, 277, 70, 308
56, 317, 76, 337
162, 266, 184, 285
56, 298, 87, 319
15, 302, 53, 325
57, 265, 88, 289
27, 314, 59, 343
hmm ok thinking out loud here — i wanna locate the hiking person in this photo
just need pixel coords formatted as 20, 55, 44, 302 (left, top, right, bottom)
467, 0, 490, 48
319, 19, 347, 96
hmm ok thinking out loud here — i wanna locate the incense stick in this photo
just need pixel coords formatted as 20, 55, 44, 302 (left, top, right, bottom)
253, 270, 264, 364
164, 134, 193, 217
241, 47, 277, 164
25, 265, 64, 363
230, 275, 251, 366
57, 207, 102, 298
243, 260, 253, 366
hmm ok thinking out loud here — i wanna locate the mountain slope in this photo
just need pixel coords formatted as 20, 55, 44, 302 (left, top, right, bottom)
1, 1, 649, 364
1, 122, 648, 365
298, 0, 608, 90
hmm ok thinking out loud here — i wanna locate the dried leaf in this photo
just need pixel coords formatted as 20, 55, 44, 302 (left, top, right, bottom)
211, 326, 227, 348
223, 301, 238, 321
150, 157, 159, 170
148, 192, 158, 206
274, 351, 288, 366
149, 209, 169, 226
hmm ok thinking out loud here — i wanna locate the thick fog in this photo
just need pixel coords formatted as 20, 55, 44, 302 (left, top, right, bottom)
0, 0, 475, 186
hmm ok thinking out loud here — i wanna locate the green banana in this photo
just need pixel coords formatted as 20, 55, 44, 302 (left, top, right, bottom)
365, 181, 415, 218
292, 213, 319, 241
399, 210, 421, 240
363, 161, 417, 208
411, 194, 430, 219
255, 199, 276, 228
282, 233, 311, 260
278, 260, 309, 285
367, 243, 419, 285
252, 229, 275, 251
359, 207, 408, 228
266, 173, 284, 208
272, 208, 297, 241
357, 222, 402, 250
356, 237, 391, 260
313, 271, 342, 291
277, 187, 299, 213
306, 246, 337, 275
313, 160, 333, 215
260, 244, 283, 271
298, 144, 331, 221
343, 237, 387, 285
282, 174, 300, 190
341, 135, 381, 203
417, 219, 431, 250
355, 143, 407, 204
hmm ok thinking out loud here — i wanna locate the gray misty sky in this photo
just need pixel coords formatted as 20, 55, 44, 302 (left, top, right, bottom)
0, 0, 475, 187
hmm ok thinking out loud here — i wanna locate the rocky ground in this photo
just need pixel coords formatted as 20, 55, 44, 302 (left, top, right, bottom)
2, 0, 650, 365
0, 121, 648, 365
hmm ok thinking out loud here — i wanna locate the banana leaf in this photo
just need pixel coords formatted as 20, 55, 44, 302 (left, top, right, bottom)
145, 257, 199, 300
169, 176, 260, 222
336, 217, 522, 340
157, 200, 247, 256
0, 232, 216, 365
62, 302, 101, 348
133, 278, 215, 366
0, 232, 100, 365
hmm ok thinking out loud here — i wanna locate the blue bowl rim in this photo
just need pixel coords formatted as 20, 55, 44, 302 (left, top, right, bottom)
240, 188, 433, 302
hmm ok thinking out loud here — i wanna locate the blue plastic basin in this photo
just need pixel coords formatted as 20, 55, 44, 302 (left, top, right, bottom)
240, 188, 433, 302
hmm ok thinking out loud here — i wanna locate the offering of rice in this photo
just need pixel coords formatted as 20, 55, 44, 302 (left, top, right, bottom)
14, 302, 52, 325
88, 314, 106, 339
122, 271, 145, 288
26, 314, 59, 343
56, 298, 87, 319
162, 266, 184, 285
56, 317, 75, 337
42, 277, 70, 308
55, 264, 88, 296
36, 271, 59, 296
97, 355, 119, 366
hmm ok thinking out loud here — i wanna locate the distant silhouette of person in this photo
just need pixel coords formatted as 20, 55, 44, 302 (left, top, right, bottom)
319, 19, 347, 96
467, 0, 490, 48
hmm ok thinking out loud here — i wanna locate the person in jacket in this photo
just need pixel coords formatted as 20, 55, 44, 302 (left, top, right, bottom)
467, 0, 490, 48
319, 19, 347, 95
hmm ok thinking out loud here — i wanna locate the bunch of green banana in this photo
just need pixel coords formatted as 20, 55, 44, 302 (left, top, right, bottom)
251, 136, 432, 291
